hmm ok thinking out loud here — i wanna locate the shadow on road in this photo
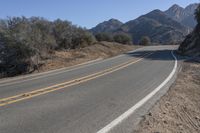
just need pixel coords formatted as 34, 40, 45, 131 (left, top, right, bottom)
125, 49, 187, 61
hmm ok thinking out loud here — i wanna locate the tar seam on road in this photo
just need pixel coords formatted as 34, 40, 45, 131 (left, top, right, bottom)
97, 50, 178, 133
0, 53, 152, 107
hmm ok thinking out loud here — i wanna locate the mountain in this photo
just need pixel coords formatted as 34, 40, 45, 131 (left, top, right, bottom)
91, 3, 197, 44
165, 4, 185, 22
165, 3, 199, 28
117, 10, 190, 43
90, 19, 123, 34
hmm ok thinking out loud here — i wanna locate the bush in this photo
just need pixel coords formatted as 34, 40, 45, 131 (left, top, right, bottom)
113, 33, 132, 44
0, 17, 96, 76
139, 36, 151, 45
195, 4, 200, 24
95, 32, 113, 42
71, 27, 96, 49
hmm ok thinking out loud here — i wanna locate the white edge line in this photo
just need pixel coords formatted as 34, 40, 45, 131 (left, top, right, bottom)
97, 50, 178, 133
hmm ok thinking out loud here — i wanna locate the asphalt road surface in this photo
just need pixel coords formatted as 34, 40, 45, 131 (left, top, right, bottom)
0, 45, 178, 133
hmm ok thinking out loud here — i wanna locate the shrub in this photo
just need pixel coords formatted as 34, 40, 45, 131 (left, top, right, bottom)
0, 16, 96, 76
113, 33, 132, 44
95, 32, 113, 42
71, 28, 96, 49
139, 36, 151, 45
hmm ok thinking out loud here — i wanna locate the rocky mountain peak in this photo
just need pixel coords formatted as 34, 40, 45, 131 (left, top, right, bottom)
184, 3, 199, 14
90, 19, 123, 34
165, 3, 198, 28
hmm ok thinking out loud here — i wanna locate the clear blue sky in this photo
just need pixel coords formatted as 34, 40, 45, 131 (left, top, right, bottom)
0, 0, 199, 28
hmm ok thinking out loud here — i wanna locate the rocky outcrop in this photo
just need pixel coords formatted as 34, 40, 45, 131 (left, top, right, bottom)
178, 24, 200, 56
165, 3, 198, 28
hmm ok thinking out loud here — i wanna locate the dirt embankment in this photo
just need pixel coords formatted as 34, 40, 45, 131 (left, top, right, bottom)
35, 42, 139, 73
135, 61, 200, 133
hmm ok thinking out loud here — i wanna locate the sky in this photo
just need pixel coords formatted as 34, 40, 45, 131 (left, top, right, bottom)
0, 0, 199, 28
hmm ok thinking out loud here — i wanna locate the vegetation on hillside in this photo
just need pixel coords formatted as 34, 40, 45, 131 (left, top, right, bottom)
113, 33, 132, 44
0, 17, 95, 77
95, 32, 113, 42
139, 36, 151, 45
95, 32, 132, 44
0, 17, 133, 77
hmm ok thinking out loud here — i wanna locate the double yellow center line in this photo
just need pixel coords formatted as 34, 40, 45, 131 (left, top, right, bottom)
0, 52, 152, 107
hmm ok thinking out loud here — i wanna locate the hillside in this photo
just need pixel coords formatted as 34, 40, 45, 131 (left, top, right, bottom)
0, 41, 137, 78
165, 3, 198, 28
90, 19, 123, 34
178, 4, 200, 57
178, 24, 200, 56
117, 10, 190, 43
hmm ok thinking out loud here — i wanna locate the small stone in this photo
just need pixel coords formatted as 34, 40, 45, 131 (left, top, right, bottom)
163, 112, 166, 115
148, 112, 152, 116
195, 116, 200, 120
163, 120, 167, 124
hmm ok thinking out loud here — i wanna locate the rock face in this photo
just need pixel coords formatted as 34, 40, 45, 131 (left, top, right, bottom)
178, 24, 200, 56
165, 4, 185, 21
117, 10, 190, 43
90, 19, 123, 34
165, 3, 199, 28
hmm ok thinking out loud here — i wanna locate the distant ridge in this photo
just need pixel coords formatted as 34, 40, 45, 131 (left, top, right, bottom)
165, 3, 199, 28
91, 3, 198, 44
90, 19, 123, 34
117, 9, 190, 43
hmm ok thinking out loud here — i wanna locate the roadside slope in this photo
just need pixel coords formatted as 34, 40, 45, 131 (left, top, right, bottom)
39, 42, 137, 72
0, 42, 138, 78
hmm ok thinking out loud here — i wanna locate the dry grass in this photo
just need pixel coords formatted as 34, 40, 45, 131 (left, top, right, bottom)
37, 42, 139, 72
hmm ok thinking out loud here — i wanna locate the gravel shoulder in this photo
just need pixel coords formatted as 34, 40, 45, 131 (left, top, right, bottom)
135, 60, 200, 133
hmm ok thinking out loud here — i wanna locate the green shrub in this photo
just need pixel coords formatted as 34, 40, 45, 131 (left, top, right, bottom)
139, 36, 151, 46
113, 33, 132, 44
0, 16, 96, 76
95, 32, 113, 42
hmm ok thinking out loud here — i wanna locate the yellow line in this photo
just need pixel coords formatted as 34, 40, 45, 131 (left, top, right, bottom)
0, 53, 153, 107
0, 58, 103, 87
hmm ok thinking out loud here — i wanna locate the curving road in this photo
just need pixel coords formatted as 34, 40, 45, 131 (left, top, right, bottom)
0, 45, 178, 133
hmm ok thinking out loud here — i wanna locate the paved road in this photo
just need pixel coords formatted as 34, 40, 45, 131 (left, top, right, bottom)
0, 45, 177, 133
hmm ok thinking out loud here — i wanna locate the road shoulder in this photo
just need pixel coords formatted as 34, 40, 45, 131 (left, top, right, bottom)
134, 60, 200, 133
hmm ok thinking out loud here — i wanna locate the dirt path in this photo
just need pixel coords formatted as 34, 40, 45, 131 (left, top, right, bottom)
135, 61, 200, 133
